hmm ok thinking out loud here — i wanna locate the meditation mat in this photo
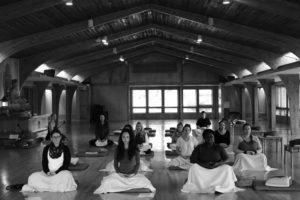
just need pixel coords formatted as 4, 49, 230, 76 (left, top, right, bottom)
75, 151, 108, 157
165, 150, 178, 157
69, 163, 89, 171
140, 151, 154, 157
253, 180, 300, 191
3, 137, 43, 149
165, 133, 172, 137
168, 166, 186, 170
148, 130, 156, 137
119, 188, 152, 193
89, 139, 114, 147
6, 184, 25, 191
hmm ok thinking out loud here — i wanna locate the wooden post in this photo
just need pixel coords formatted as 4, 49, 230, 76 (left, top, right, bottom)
34, 81, 49, 115
258, 79, 276, 129
279, 75, 300, 136
52, 84, 64, 123
244, 82, 259, 126
66, 86, 77, 124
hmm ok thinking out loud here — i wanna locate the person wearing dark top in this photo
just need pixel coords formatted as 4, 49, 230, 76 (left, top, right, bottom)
214, 120, 230, 148
196, 111, 211, 129
182, 129, 237, 193
94, 129, 156, 194
22, 128, 77, 192
89, 114, 113, 147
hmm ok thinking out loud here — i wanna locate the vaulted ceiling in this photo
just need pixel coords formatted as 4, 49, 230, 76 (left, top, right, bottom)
0, 0, 300, 84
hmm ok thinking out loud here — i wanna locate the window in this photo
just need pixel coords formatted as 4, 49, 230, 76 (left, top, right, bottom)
132, 90, 146, 113
183, 88, 214, 113
183, 89, 197, 113
131, 88, 178, 114
149, 90, 162, 113
276, 86, 288, 116
164, 90, 178, 113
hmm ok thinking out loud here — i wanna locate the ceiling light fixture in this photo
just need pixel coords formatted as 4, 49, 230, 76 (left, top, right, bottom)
102, 36, 109, 46
185, 55, 189, 60
196, 35, 202, 44
65, 0, 73, 6
222, 0, 231, 5
119, 56, 125, 62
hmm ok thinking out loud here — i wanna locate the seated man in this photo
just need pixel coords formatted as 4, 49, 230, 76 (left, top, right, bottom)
196, 111, 211, 129
182, 129, 237, 193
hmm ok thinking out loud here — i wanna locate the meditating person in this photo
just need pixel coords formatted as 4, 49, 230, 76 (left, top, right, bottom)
168, 124, 199, 170
182, 129, 237, 193
94, 129, 156, 194
22, 128, 77, 192
233, 123, 271, 175
196, 111, 211, 129
168, 122, 184, 150
45, 113, 57, 140
89, 114, 113, 147
134, 122, 152, 154
214, 120, 230, 148
171, 122, 184, 143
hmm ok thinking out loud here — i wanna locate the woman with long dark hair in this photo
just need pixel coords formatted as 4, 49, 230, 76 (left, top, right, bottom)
94, 129, 155, 193
233, 123, 271, 174
22, 128, 77, 192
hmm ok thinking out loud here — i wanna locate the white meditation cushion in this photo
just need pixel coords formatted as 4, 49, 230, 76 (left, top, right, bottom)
265, 176, 292, 187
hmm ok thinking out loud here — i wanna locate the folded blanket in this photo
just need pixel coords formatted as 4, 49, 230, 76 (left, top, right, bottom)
266, 176, 292, 187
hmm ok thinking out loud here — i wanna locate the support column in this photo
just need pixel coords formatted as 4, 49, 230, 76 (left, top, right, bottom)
244, 82, 259, 126
52, 84, 64, 123
34, 81, 50, 115
279, 75, 300, 135
66, 86, 77, 124
232, 84, 244, 119
258, 79, 276, 129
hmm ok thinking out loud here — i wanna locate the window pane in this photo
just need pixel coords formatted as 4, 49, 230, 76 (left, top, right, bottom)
199, 108, 212, 113
281, 87, 286, 107
149, 108, 161, 113
183, 90, 196, 106
132, 90, 146, 107
199, 89, 212, 105
183, 108, 196, 113
276, 109, 280, 115
165, 108, 178, 113
149, 90, 162, 107
164, 90, 178, 107
133, 108, 146, 113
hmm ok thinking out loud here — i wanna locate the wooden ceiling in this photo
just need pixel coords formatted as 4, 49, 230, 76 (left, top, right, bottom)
0, 0, 299, 84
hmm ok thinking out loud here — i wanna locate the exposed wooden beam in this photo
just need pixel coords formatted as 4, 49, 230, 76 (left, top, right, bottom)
152, 46, 244, 77
66, 46, 155, 76
0, 4, 151, 63
0, 0, 63, 23
233, 0, 300, 21
151, 4, 300, 55
50, 38, 154, 70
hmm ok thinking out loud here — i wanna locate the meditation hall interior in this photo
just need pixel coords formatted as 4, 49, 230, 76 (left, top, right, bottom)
1, 0, 300, 199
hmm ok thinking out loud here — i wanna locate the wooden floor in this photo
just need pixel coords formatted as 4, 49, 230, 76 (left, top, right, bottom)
1, 119, 300, 200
